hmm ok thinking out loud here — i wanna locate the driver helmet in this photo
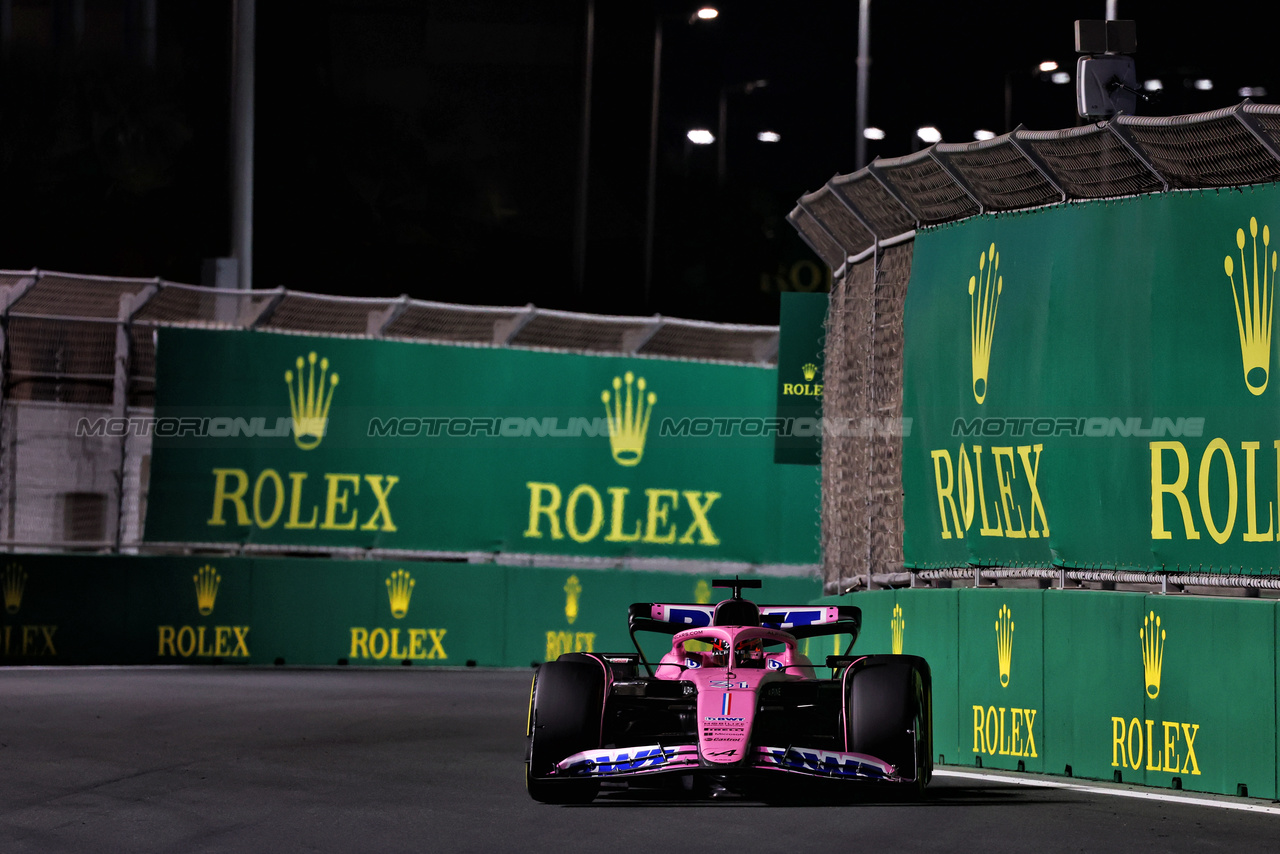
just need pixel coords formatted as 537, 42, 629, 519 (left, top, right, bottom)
737, 637, 764, 663
708, 637, 729, 666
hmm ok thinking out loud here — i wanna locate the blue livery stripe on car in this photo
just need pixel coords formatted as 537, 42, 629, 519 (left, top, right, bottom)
652, 604, 842, 629
755, 746, 895, 778
555, 745, 701, 778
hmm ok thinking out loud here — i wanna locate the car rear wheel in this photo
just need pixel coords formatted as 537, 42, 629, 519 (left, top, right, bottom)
845, 655, 932, 797
526, 659, 604, 804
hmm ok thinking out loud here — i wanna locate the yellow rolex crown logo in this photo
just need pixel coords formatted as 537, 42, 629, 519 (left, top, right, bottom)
1141, 610, 1166, 699
1224, 217, 1276, 395
801, 362, 818, 382
601, 372, 655, 467
193, 564, 221, 616
891, 603, 905, 655
386, 569, 415, 619
564, 575, 582, 624
694, 579, 712, 605
3, 562, 27, 614
995, 604, 1014, 687
969, 243, 1003, 404
285, 351, 340, 450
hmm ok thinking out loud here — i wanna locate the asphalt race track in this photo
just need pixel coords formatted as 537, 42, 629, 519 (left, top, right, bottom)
1, 668, 1275, 853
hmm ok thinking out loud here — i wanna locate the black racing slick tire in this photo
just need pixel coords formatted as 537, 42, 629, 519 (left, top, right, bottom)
845, 655, 933, 796
525, 659, 604, 804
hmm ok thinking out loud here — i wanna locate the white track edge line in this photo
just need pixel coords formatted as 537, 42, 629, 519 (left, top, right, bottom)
934, 768, 1280, 815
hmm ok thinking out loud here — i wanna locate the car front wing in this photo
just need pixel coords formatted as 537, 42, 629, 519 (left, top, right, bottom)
550, 744, 900, 782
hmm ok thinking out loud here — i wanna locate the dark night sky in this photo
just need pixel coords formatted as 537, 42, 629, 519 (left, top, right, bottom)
0, 1, 1275, 324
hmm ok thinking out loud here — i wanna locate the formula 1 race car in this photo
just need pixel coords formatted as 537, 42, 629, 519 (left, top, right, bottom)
525, 579, 932, 803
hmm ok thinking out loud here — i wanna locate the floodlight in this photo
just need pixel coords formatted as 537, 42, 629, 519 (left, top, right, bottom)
916, 126, 941, 144
1076, 55, 1137, 119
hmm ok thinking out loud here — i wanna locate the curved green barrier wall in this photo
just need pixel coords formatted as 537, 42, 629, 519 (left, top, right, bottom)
0, 554, 818, 670
833, 587, 1277, 799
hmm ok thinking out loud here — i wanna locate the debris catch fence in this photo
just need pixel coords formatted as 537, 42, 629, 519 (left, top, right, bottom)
790, 102, 1280, 593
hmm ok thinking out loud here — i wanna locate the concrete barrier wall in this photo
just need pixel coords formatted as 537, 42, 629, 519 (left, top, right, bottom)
11, 554, 1265, 798
837, 587, 1277, 799
0, 554, 819, 670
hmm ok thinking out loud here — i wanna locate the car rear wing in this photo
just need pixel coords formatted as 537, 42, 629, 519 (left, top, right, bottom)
627, 602, 862, 642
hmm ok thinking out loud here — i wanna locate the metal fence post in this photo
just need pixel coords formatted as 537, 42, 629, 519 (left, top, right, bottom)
113, 282, 159, 550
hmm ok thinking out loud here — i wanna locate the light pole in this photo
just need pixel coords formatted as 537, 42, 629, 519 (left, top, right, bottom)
231, 0, 255, 290
644, 6, 717, 309
855, 0, 870, 170
717, 79, 767, 186
572, 0, 595, 295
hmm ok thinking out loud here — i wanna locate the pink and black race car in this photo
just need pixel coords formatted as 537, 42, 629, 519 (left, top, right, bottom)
525, 579, 932, 803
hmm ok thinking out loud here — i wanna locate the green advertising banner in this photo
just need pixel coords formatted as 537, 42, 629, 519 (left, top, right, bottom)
143, 329, 820, 566
1130, 594, 1276, 797
903, 186, 1280, 573
957, 588, 1046, 773
774, 291, 827, 465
